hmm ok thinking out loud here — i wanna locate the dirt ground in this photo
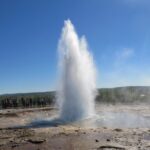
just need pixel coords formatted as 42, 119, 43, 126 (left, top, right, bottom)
0, 106, 150, 150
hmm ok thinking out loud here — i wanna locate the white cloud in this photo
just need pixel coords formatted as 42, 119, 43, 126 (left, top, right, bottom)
100, 47, 150, 87
116, 48, 134, 61
99, 47, 150, 88
114, 48, 134, 68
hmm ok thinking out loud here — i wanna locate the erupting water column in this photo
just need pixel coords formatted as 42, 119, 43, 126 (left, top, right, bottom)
57, 20, 97, 122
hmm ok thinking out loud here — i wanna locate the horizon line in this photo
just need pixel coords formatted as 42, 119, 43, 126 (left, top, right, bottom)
1, 85, 150, 96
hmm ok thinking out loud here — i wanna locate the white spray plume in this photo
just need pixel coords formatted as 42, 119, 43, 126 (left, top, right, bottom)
57, 19, 97, 122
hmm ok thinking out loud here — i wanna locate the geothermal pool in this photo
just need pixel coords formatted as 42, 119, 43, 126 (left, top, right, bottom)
0, 104, 150, 129
34, 104, 150, 128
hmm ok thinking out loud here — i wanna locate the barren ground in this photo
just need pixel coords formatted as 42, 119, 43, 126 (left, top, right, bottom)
0, 105, 150, 150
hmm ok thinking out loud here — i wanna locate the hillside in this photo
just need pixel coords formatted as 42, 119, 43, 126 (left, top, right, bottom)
0, 86, 150, 109
96, 86, 150, 104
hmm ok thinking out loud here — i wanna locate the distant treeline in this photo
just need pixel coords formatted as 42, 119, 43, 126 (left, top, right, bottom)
96, 86, 150, 104
0, 92, 55, 109
0, 86, 150, 109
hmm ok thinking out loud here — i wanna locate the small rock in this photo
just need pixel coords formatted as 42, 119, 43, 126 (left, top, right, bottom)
97, 144, 126, 150
28, 138, 46, 144
11, 144, 18, 148
95, 139, 99, 142
75, 130, 79, 132
106, 138, 110, 142
114, 128, 123, 132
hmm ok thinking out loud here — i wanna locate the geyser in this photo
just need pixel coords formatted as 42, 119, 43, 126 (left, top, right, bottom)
57, 20, 97, 122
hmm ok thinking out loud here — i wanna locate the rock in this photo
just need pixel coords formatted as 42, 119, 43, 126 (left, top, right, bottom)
95, 139, 99, 142
4, 113, 18, 118
11, 144, 18, 148
97, 144, 126, 150
75, 130, 79, 132
106, 138, 110, 142
114, 128, 123, 132
27, 138, 46, 144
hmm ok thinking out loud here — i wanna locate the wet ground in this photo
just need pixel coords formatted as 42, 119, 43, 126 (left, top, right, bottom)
0, 104, 150, 150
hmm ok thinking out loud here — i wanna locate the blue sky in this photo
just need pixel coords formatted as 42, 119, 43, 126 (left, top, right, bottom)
0, 0, 150, 94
